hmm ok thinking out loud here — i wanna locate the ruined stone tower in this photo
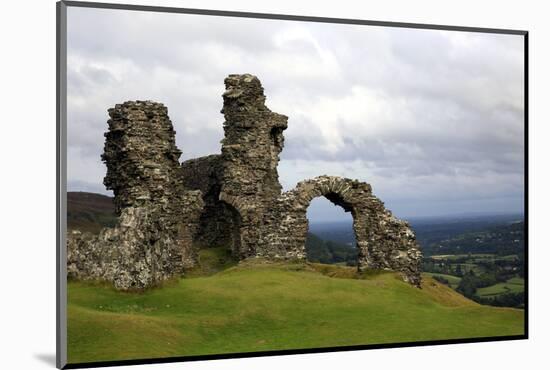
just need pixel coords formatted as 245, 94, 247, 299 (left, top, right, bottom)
103, 101, 187, 214
67, 102, 203, 290
218, 74, 288, 258
68, 74, 422, 290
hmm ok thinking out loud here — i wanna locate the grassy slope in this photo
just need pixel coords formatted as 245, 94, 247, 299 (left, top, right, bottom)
68, 262, 524, 364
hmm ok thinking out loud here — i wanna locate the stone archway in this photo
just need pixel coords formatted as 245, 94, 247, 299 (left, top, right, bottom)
305, 196, 355, 264
218, 192, 255, 259
218, 201, 243, 258
263, 176, 422, 286
268, 176, 369, 265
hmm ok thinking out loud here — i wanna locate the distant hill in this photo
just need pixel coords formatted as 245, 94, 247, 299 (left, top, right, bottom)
309, 220, 356, 245
419, 220, 525, 256
305, 232, 357, 265
67, 192, 117, 233
410, 214, 523, 252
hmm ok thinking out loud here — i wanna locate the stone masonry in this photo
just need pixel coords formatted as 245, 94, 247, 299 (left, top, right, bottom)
218, 74, 289, 259
67, 101, 203, 290
67, 74, 422, 290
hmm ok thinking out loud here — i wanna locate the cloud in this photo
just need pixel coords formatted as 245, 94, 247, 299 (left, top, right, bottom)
66, 7, 525, 219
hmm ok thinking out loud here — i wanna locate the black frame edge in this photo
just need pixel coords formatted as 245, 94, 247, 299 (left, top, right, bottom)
57, 1, 68, 369
62, 0, 527, 35
63, 335, 528, 369
523, 32, 529, 338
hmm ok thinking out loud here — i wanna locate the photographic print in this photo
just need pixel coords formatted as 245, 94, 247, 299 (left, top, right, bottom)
57, 1, 527, 368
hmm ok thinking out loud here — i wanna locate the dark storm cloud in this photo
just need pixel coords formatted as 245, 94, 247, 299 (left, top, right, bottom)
66, 7, 524, 219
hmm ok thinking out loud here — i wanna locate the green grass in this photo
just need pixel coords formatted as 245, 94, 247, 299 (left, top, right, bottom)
68, 262, 524, 364
477, 277, 525, 297
507, 277, 525, 285
184, 247, 238, 277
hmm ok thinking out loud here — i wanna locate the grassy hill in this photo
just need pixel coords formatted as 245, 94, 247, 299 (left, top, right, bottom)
68, 257, 524, 365
67, 192, 117, 233
66, 193, 524, 364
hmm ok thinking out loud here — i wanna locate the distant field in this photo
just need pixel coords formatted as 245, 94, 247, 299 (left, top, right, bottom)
422, 272, 462, 289
431, 254, 494, 260
68, 261, 524, 365
434, 262, 484, 275
477, 278, 525, 297
496, 255, 521, 261
507, 277, 525, 284
431, 254, 519, 262
428, 252, 522, 279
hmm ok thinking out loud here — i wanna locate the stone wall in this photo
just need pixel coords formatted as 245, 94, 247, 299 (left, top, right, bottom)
67, 101, 204, 290
67, 75, 422, 290
181, 155, 241, 253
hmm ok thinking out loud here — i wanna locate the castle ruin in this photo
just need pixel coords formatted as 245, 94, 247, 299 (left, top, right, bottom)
67, 74, 422, 290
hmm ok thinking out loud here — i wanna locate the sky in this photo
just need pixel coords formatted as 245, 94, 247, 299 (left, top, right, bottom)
66, 7, 525, 222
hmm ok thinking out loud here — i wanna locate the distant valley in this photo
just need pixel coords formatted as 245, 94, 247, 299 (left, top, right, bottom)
308, 214, 525, 308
